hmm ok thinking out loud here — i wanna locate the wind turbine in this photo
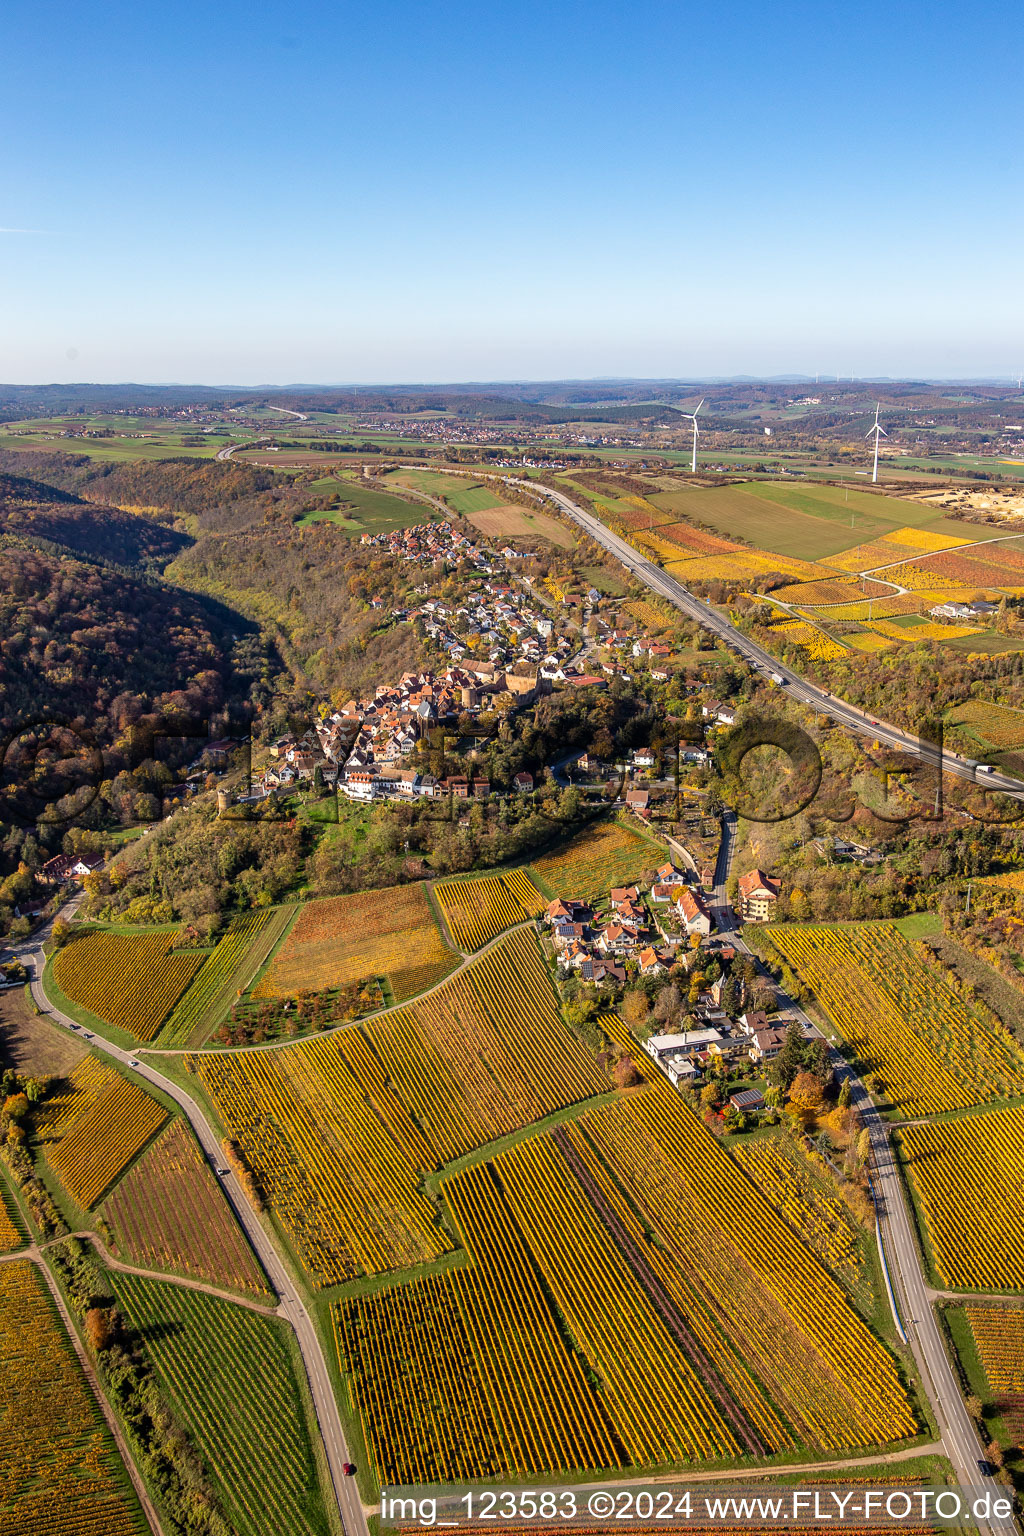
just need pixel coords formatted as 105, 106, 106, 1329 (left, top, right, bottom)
866, 402, 886, 484
682, 398, 705, 473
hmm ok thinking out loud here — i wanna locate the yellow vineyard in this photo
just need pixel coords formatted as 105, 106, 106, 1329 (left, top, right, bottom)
53, 929, 204, 1042
192, 929, 607, 1283
881, 526, 967, 552
732, 1137, 861, 1275
0, 1184, 22, 1252
254, 883, 457, 1001
44, 1061, 168, 1209
335, 1070, 916, 1485
899, 1107, 1024, 1289
432, 869, 544, 950
764, 620, 848, 661
530, 820, 655, 900
334, 1161, 623, 1484
964, 1308, 1024, 1389
766, 923, 1024, 1116
0, 1259, 144, 1535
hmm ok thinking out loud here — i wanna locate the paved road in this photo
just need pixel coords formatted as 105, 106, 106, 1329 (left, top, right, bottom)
711, 891, 1003, 1526
710, 808, 738, 930
511, 475, 1024, 805
14, 902, 366, 1536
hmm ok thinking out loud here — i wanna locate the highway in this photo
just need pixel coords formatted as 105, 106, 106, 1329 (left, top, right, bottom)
13, 901, 367, 1536
514, 474, 1024, 804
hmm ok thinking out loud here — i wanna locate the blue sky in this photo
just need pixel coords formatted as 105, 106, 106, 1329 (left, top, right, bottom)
1, 0, 1020, 384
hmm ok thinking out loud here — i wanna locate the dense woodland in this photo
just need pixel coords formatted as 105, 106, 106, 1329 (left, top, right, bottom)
0, 458, 284, 936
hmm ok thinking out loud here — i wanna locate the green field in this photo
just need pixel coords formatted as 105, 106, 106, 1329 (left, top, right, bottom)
300, 476, 439, 535
943, 630, 1024, 655
108, 1273, 331, 1536
386, 468, 504, 516
635, 479, 1021, 562
646, 482, 921, 560
580, 564, 626, 596
0, 431, 226, 462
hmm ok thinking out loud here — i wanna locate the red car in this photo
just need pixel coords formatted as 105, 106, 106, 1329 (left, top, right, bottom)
343, 1462, 356, 1477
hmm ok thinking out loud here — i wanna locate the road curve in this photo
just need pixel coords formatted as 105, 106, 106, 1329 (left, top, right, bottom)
15, 901, 366, 1536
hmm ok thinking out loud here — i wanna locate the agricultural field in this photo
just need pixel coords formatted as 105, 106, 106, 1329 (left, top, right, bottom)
35, 1056, 120, 1142
667, 550, 827, 584
731, 1133, 862, 1279
530, 820, 658, 901
255, 883, 457, 1001
763, 619, 848, 660
868, 618, 980, 642
642, 520, 738, 557
773, 576, 864, 605
944, 631, 1024, 655
307, 475, 434, 536
946, 699, 1024, 751
580, 563, 626, 595
0, 1175, 25, 1251
571, 1088, 914, 1448
191, 929, 608, 1284
104, 1119, 269, 1295
950, 1304, 1024, 1464
843, 631, 896, 653
0, 981, 86, 1077
38, 1057, 168, 1209
625, 598, 668, 629
639, 482, 936, 563
52, 929, 204, 1042
468, 505, 574, 546
335, 1073, 916, 1486
766, 923, 1024, 1116
109, 1273, 331, 1536
158, 907, 294, 1047
964, 1307, 1024, 1391
432, 869, 544, 950
386, 468, 502, 514
898, 1107, 1024, 1289
0, 1259, 145, 1535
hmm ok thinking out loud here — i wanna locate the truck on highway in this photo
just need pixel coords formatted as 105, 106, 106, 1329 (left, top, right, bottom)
770, 672, 785, 686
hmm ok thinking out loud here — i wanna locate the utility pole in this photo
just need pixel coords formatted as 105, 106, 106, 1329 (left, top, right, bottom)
965, 881, 972, 915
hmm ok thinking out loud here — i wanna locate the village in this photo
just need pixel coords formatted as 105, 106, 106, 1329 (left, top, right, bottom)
544, 861, 793, 1116
237, 518, 727, 806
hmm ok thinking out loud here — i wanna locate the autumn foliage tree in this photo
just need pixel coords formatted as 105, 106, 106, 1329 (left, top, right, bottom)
84, 1305, 113, 1351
